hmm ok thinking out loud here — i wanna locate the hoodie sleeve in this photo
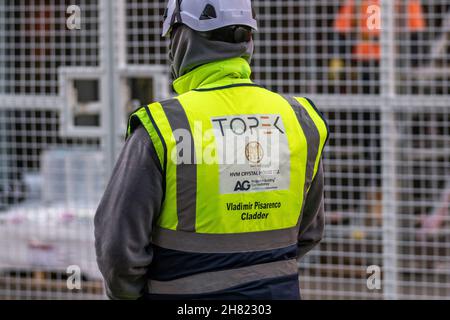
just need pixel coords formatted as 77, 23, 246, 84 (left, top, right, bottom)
297, 161, 326, 260
94, 125, 163, 300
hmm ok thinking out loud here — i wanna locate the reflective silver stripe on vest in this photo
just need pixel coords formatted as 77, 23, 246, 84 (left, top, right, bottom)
152, 226, 299, 253
148, 259, 298, 295
160, 99, 197, 232
283, 96, 320, 193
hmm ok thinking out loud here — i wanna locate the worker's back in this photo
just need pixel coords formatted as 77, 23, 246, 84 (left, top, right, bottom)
127, 57, 329, 300
96, 0, 328, 300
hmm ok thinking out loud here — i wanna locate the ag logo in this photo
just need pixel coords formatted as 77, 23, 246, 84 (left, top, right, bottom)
245, 141, 264, 164
234, 180, 251, 191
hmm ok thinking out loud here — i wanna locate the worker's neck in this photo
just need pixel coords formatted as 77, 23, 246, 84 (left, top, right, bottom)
172, 57, 253, 95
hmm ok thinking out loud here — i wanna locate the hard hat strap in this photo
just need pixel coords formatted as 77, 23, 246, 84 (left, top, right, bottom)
171, 0, 183, 27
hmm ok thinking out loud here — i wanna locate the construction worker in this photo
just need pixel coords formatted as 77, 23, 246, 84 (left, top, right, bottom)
95, 0, 329, 300
330, 0, 426, 93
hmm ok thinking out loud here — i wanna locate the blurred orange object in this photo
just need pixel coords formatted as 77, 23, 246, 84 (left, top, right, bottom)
334, 0, 354, 33
408, 0, 426, 31
353, 41, 381, 61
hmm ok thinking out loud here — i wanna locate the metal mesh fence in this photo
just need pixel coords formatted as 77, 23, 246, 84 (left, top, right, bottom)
0, 0, 448, 300
0, 0, 104, 299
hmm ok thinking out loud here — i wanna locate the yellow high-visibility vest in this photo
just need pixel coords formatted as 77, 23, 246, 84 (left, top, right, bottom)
127, 58, 328, 253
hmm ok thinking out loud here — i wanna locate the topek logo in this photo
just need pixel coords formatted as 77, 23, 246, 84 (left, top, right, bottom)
212, 115, 285, 137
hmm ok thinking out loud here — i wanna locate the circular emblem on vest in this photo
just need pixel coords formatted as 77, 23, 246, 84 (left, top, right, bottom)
245, 141, 264, 164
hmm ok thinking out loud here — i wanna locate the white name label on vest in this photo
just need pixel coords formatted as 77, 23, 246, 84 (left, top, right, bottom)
211, 114, 291, 194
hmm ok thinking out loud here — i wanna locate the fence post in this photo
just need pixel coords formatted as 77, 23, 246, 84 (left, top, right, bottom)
380, 0, 399, 300
100, 0, 121, 177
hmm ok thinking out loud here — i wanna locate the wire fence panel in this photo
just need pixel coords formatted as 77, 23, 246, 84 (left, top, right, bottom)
395, 104, 450, 299
0, 0, 105, 299
0, 0, 449, 300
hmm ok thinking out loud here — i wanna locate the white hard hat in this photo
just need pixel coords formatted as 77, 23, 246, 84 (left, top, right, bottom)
162, 0, 258, 37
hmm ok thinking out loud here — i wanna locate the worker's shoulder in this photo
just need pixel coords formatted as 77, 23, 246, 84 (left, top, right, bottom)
262, 89, 325, 117
126, 120, 155, 149
287, 96, 325, 117
129, 98, 179, 116
278, 94, 329, 131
